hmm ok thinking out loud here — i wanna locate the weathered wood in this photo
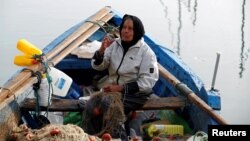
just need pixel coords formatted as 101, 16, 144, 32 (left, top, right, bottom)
0, 77, 36, 110
52, 13, 114, 65
141, 97, 186, 110
20, 97, 186, 112
0, 65, 40, 104
158, 64, 228, 125
47, 7, 112, 59
20, 98, 86, 112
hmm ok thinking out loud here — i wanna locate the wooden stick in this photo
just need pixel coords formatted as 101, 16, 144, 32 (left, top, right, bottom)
0, 7, 112, 104
46, 7, 112, 59
52, 13, 114, 65
158, 64, 228, 125
0, 77, 37, 110
0, 66, 40, 103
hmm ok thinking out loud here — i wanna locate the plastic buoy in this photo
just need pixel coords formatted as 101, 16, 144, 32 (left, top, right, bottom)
14, 55, 38, 66
17, 39, 42, 56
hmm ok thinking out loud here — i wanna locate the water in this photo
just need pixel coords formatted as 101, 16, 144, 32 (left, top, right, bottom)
1, 0, 249, 124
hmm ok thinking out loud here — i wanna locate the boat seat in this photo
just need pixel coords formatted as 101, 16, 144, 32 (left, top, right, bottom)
20, 96, 187, 112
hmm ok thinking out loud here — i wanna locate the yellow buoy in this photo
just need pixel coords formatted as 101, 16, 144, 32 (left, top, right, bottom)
14, 55, 38, 66
17, 39, 42, 56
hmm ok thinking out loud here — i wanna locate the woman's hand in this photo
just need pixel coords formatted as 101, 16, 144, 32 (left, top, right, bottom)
98, 35, 114, 55
102, 84, 123, 92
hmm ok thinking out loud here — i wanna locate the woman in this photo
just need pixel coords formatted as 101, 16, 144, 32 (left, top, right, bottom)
91, 14, 159, 136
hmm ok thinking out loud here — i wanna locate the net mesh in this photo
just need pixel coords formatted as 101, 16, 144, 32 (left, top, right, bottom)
83, 91, 126, 137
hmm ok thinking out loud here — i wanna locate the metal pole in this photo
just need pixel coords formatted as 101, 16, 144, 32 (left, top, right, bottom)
211, 52, 221, 90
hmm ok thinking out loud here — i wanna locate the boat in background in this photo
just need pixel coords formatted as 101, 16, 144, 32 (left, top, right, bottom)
0, 6, 226, 140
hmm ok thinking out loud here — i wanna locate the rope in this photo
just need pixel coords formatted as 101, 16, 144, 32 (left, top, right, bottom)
39, 54, 54, 118
86, 20, 108, 33
85, 20, 119, 39
32, 71, 43, 116
35, 53, 53, 117
23, 68, 41, 113
0, 86, 16, 100
96, 19, 119, 33
44, 71, 53, 117
24, 53, 53, 118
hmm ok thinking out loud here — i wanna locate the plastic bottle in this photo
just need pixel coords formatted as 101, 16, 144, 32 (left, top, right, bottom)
14, 55, 38, 66
17, 39, 42, 56
146, 124, 184, 138
38, 74, 52, 107
49, 67, 73, 97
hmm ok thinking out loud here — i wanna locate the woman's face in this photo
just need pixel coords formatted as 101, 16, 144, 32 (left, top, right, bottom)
121, 19, 134, 42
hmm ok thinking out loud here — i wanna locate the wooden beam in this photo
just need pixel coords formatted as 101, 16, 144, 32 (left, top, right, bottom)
0, 77, 37, 110
46, 7, 112, 59
158, 64, 228, 125
20, 97, 185, 112
20, 98, 86, 112
0, 65, 40, 104
52, 13, 114, 65
140, 96, 186, 110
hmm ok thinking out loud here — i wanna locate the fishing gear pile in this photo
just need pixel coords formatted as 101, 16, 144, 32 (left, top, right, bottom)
83, 92, 126, 138
9, 124, 102, 141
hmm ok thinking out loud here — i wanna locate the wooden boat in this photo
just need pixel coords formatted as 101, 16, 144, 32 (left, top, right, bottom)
0, 6, 227, 140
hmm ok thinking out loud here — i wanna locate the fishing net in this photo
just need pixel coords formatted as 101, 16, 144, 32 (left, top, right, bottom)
8, 124, 102, 141
83, 91, 126, 138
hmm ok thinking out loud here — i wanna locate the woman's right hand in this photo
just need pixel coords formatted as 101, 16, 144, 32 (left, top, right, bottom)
98, 35, 114, 55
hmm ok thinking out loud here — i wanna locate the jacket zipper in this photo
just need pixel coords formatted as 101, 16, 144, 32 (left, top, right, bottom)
116, 47, 126, 84
115, 42, 140, 84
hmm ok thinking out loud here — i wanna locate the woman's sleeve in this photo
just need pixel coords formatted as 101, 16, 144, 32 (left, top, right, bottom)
92, 51, 104, 65
137, 48, 159, 92
91, 44, 113, 71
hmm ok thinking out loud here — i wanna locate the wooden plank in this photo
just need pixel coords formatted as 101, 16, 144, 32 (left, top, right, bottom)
20, 98, 86, 112
0, 7, 112, 104
20, 97, 186, 112
158, 64, 228, 125
52, 13, 114, 65
141, 97, 186, 110
46, 7, 112, 59
0, 77, 36, 110
0, 66, 40, 104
